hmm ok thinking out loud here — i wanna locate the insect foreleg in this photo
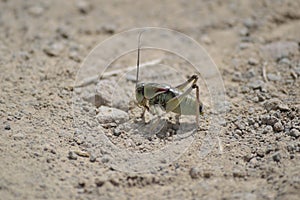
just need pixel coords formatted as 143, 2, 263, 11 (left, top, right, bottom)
175, 75, 198, 90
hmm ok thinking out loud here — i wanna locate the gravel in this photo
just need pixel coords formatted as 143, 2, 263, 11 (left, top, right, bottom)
273, 121, 284, 132
261, 41, 298, 61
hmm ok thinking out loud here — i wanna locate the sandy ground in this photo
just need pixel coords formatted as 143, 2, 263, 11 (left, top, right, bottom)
0, 0, 300, 199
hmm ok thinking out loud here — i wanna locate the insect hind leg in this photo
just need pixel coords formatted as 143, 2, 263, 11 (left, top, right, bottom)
175, 74, 198, 90
166, 82, 201, 129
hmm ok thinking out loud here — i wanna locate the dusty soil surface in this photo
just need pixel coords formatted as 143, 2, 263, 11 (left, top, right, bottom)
0, 0, 299, 199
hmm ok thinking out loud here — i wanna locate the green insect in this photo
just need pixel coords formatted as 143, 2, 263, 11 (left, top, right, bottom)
135, 32, 203, 128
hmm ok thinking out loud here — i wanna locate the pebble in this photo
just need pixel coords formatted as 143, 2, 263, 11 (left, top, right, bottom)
68, 151, 78, 160
244, 68, 256, 79
97, 24, 117, 35
96, 106, 129, 124
43, 42, 64, 57
69, 50, 81, 62
4, 124, 11, 130
263, 125, 273, 134
189, 167, 200, 179
272, 152, 281, 162
248, 58, 259, 65
289, 129, 300, 138
239, 27, 249, 36
28, 5, 44, 16
267, 73, 281, 81
113, 128, 122, 136
76, 0, 91, 14
89, 153, 97, 162
56, 26, 71, 39
101, 155, 110, 163
13, 132, 24, 140
263, 99, 281, 111
239, 43, 251, 50
233, 168, 246, 178
95, 178, 105, 187
234, 129, 243, 136
200, 35, 212, 45
278, 58, 291, 66
247, 80, 264, 90
74, 150, 89, 157
278, 103, 289, 111
243, 17, 256, 29
273, 121, 284, 132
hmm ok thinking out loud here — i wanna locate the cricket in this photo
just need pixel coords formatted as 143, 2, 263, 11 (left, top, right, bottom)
134, 32, 204, 129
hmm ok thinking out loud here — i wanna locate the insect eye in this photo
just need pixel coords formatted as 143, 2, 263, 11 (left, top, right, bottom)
136, 86, 145, 103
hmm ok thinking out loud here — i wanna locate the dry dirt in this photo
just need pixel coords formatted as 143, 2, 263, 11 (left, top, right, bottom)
0, 0, 300, 199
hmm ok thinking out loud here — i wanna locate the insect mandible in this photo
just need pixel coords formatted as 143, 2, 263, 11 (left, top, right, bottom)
135, 32, 203, 129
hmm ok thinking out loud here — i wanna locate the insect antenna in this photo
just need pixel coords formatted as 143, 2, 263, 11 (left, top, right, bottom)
136, 31, 144, 87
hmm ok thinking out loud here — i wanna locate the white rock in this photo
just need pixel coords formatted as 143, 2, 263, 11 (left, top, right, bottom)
96, 106, 129, 124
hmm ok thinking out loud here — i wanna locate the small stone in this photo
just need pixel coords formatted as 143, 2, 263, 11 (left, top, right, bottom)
272, 152, 281, 162
273, 122, 284, 132
252, 96, 259, 103
248, 58, 259, 65
28, 5, 44, 16
256, 149, 265, 157
234, 129, 243, 136
239, 27, 249, 36
13, 132, 24, 140
113, 128, 122, 136
243, 18, 256, 29
109, 178, 119, 187
279, 58, 291, 66
69, 50, 81, 62
44, 42, 64, 57
96, 106, 129, 124
89, 153, 97, 162
101, 155, 110, 163
249, 157, 258, 165
232, 72, 243, 82
244, 68, 256, 79
4, 124, 11, 130
248, 80, 264, 90
95, 178, 105, 187
96, 24, 117, 34
68, 151, 78, 160
278, 104, 289, 111
289, 129, 300, 138
203, 171, 212, 179
56, 26, 70, 39
74, 150, 89, 157
263, 125, 273, 134
189, 167, 200, 179
248, 118, 255, 125
239, 43, 251, 50
263, 99, 281, 111
267, 73, 281, 81
267, 116, 279, 126
200, 35, 212, 45
76, 0, 91, 14
233, 170, 246, 178
260, 115, 269, 125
